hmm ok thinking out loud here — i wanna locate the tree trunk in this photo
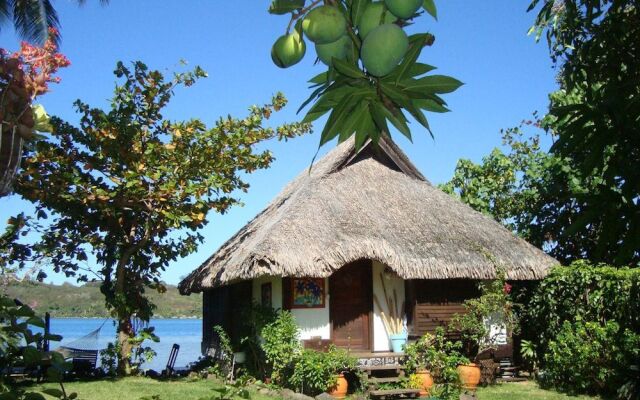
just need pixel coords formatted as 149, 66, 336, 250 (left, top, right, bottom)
115, 250, 134, 376
117, 315, 133, 376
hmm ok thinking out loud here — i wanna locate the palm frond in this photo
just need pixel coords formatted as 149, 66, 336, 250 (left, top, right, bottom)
12, 0, 60, 44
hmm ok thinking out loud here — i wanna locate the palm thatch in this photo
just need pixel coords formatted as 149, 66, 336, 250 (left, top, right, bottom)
179, 137, 557, 294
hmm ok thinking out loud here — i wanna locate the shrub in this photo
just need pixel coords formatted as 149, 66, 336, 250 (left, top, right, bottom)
289, 346, 357, 396
237, 302, 278, 379
404, 328, 467, 400
260, 310, 301, 384
0, 294, 75, 400
541, 320, 640, 397
450, 268, 519, 360
525, 261, 640, 355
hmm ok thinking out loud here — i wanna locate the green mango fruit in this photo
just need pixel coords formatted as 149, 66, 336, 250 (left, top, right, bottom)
315, 36, 352, 66
302, 5, 347, 44
271, 33, 306, 68
357, 2, 397, 39
361, 24, 408, 77
384, 0, 423, 19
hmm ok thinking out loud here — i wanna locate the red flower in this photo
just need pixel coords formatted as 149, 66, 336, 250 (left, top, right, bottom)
503, 283, 512, 294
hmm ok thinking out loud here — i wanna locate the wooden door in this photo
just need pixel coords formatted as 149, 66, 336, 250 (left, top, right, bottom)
330, 260, 372, 350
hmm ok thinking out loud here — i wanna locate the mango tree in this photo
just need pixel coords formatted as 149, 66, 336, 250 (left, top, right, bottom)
268, 0, 462, 148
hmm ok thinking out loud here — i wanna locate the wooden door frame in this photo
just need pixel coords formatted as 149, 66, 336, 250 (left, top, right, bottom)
329, 259, 373, 351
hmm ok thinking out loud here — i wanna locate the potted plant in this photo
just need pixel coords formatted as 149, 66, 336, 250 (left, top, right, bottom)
326, 346, 357, 399
450, 268, 518, 390
374, 273, 407, 352
290, 346, 357, 399
405, 328, 468, 397
404, 333, 436, 396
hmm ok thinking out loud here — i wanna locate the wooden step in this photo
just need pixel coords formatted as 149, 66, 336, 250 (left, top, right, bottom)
497, 377, 528, 383
369, 376, 402, 384
351, 352, 404, 358
360, 365, 406, 371
370, 388, 420, 399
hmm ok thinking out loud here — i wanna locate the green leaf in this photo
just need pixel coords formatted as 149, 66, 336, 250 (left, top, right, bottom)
414, 98, 450, 113
319, 94, 357, 146
0, 391, 19, 400
339, 100, 369, 142
403, 75, 463, 94
350, 0, 371, 25
380, 81, 411, 105
394, 34, 427, 84
375, 102, 412, 140
354, 116, 373, 150
407, 63, 437, 78
268, 0, 305, 15
320, 86, 374, 145
308, 71, 329, 85
332, 58, 365, 79
41, 389, 64, 398
423, 0, 437, 20
23, 393, 46, 400
301, 85, 351, 122
46, 366, 64, 382
370, 102, 390, 136
405, 100, 433, 137
298, 84, 330, 115
23, 346, 42, 366
27, 316, 45, 328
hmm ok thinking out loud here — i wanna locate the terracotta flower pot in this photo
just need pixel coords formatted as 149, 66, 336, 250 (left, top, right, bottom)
457, 363, 481, 390
328, 373, 348, 399
415, 370, 434, 396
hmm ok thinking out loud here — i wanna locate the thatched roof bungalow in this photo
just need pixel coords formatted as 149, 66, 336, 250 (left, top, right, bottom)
180, 137, 556, 355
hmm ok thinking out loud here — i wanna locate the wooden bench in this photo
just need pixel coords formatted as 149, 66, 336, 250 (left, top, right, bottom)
369, 388, 421, 399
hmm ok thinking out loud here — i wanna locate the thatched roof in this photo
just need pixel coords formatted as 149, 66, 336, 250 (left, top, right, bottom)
179, 137, 557, 294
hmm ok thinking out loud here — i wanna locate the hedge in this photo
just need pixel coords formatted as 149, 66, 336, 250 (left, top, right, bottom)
524, 260, 640, 352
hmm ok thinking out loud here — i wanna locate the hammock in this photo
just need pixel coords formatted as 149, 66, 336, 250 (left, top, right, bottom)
55, 319, 108, 363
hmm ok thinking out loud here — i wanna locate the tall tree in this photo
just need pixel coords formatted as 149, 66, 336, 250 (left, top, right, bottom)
10, 61, 310, 374
529, 0, 639, 265
440, 123, 598, 265
443, 1, 639, 266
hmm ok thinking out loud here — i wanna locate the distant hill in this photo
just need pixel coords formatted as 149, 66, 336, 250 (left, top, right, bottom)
2, 281, 202, 318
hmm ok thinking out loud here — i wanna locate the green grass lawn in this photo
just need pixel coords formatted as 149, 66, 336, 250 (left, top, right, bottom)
30, 377, 603, 400
35, 377, 278, 400
477, 380, 601, 400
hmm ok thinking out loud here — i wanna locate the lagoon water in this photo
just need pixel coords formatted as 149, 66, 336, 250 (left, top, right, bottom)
49, 318, 202, 372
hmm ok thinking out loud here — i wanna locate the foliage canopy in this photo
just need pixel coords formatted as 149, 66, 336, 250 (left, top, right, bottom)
8, 61, 310, 374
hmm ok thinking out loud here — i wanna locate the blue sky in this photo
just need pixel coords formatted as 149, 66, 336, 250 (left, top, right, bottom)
0, 0, 557, 285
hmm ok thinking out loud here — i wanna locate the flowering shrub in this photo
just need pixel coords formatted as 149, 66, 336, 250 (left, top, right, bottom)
0, 27, 70, 137
449, 268, 518, 359
1, 27, 69, 194
0, 28, 70, 128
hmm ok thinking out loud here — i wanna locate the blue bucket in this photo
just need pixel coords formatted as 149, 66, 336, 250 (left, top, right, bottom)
389, 332, 408, 352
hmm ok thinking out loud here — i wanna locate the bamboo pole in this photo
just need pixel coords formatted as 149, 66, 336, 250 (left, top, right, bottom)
373, 294, 393, 334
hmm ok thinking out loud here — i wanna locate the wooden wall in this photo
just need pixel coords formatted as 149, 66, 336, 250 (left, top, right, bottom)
201, 281, 252, 355
405, 279, 479, 338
